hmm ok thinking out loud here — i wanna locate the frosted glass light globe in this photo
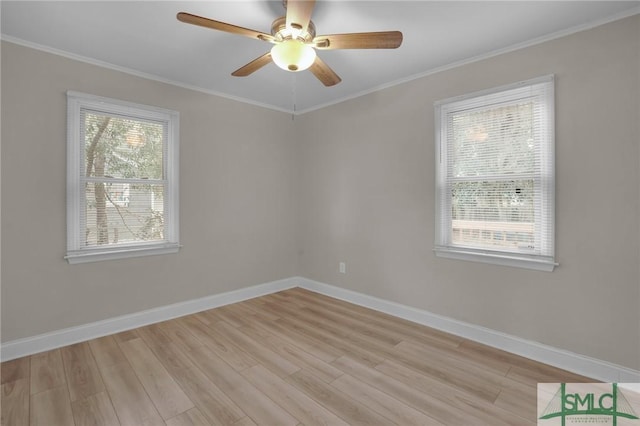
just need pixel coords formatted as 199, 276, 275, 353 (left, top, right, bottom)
271, 39, 316, 72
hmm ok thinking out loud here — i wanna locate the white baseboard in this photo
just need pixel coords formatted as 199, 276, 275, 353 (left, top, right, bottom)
3, 275, 638, 384
297, 277, 640, 383
0, 277, 297, 362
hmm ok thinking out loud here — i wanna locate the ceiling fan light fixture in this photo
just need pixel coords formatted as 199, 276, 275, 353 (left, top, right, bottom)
178, 4, 402, 86
271, 39, 316, 72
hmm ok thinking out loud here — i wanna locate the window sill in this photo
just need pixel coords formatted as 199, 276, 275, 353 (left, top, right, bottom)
66, 243, 181, 264
434, 246, 557, 272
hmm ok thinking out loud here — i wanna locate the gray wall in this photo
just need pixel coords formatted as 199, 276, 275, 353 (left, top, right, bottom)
296, 15, 640, 370
2, 15, 639, 371
1, 42, 297, 342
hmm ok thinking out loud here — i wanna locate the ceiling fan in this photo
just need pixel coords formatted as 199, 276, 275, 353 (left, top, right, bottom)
177, 0, 403, 87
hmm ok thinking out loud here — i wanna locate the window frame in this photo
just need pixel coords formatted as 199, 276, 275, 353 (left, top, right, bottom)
66, 91, 180, 264
434, 75, 556, 271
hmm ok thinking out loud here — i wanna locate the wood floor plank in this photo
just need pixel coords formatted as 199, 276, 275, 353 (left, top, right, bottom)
263, 308, 400, 378
374, 358, 534, 425
89, 335, 128, 368
71, 391, 120, 426
290, 289, 460, 341
30, 349, 66, 395
1, 357, 29, 384
392, 339, 505, 402
260, 293, 305, 310
112, 330, 140, 343
209, 304, 255, 328
222, 300, 281, 324
241, 364, 350, 426
137, 324, 247, 425
95, 361, 164, 426
136, 323, 192, 364
190, 310, 217, 326
507, 362, 594, 386
303, 305, 403, 347
285, 369, 395, 425
235, 299, 281, 322
298, 307, 401, 353
248, 310, 344, 363
1, 378, 30, 426
276, 316, 384, 368
30, 386, 74, 426
61, 342, 105, 402
288, 289, 463, 349
456, 339, 536, 368
118, 336, 194, 420
177, 314, 258, 371
331, 373, 443, 425
331, 355, 473, 425
183, 342, 299, 426
398, 337, 512, 376
165, 407, 211, 426
493, 378, 538, 421
239, 323, 344, 383
233, 416, 258, 426
209, 321, 300, 378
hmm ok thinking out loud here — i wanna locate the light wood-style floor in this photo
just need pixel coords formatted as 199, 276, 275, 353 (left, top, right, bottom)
1, 287, 592, 425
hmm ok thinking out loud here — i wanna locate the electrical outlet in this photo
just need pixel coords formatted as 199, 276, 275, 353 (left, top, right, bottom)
339, 262, 346, 274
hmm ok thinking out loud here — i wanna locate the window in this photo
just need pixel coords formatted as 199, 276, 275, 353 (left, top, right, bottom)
66, 91, 179, 263
434, 76, 556, 271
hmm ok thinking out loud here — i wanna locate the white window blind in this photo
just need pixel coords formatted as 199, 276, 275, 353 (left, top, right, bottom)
67, 92, 180, 263
434, 76, 556, 271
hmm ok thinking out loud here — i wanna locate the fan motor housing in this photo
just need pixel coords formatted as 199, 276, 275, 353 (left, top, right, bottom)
271, 16, 316, 42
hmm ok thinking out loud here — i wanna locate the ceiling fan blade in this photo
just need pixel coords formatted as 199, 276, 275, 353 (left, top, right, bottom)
231, 52, 273, 77
285, 0, 316, 34
313, 31, 403, 50
177, 12, 275, 43
309, 56, 341, 87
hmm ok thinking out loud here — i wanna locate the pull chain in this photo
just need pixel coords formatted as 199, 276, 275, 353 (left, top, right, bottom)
292, 73, 297, 120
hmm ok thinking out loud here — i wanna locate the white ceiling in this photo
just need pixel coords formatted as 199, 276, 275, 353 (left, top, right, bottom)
2, 1, 638, 113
